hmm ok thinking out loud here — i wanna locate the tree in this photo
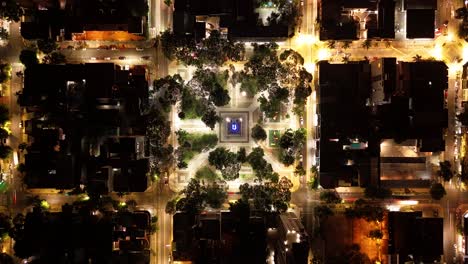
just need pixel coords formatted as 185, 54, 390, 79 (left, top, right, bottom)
244, 43, 281, 90
209, 147, 232, 170
154, 74, 184, 105
0, 0, 23, 22
0, 127, 8, 139
430, 183, 446, 200
0, 28, 8, 39
203, 182, 228, 208
315, 205, 334, 219
239, 179, 292, 213
42, 52, 66, 64
19, 50, 39, 67
165, 199, 177, 214
345, 199, 385, 222
362, 39, 372, 49
160, 30, 180, 60
319, 190, 342, 204
364, 185, 392, 199
210, 84, 230, 106
342, 41, 352, 49
412, 54, 422, 62
37, 39, 58, 54
251, 124, 267, 141
201, 108, 221, 130
294, 162, 306, 176
208, 147, 241, 181
279, 129, 294, 149
279, 152, 295, 166
237, 147, 247, 163
0, 145, 12, 159
293, 84, 312, 116
438, 161, 454, 181
0, 104, 8, 125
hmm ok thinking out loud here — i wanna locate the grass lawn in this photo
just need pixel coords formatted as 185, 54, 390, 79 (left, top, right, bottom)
269, 130, 281, 147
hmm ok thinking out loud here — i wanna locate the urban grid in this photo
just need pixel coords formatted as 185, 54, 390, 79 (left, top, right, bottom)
0, 0, 467, 263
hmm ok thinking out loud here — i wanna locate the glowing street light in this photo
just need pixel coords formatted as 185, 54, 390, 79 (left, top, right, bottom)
317, 48, 331, 61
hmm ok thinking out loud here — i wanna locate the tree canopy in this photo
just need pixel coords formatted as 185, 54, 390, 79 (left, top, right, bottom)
251, 124, 267, 141
160, 30, 245, 66
208, 147, 241, 181
37, 39, 58, 54
239, 176, 292, 212
430, 183, 446, 200
169, 178, 228, 214
19, 50, 39, 67
0, 0, 23, 22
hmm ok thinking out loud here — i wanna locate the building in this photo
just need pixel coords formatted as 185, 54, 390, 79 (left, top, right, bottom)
20, 63, 149, 191
173, 0, 294, 41
320, 0, 396, 40
20, 0, 148, 41
15, 206, 151, 264
404, 0, 437, 38
318, 59, 447, 189
317, 61, 378, 188
388, 211, 443, 263
378, 61, 448, 186
274, 212, 309, 264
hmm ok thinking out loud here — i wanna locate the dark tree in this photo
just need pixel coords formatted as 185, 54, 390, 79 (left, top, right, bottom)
210, 84, 230, 106
0, 104, 8, 125
319, 190, 342, 204
165, 199, 177, 214
208, 147, 240, 180
0, 28, 8, 39
0, 145, 12, 159
430, 183, 446, 200
438, 161, 454, 182
279, 129, 294, 149
204, 182, 228, 208
237, 147, 247, 163
19, 50, 39, 67
0, 127, 8, 139
0, 0, 23, 22
251, 124, 267, 141
42, 52, 67, 64
280, 152, 295, 166
153, 74, 184, 105
37, 39, 58, 54
201, 108, 221, 130
364, 185, 392, 199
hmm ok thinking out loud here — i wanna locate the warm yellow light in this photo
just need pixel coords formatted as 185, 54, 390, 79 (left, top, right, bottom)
2, 121, 11, 135
431, 45, 443, 60
398, 200, 418, 205
304, 62, 315, 73
40, 200, 50, 210
296, 34, 317, 45
447, 33, 454, 42
317, 48, 331, 61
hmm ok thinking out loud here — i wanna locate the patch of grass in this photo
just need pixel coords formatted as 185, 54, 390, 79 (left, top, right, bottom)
182, 150, 196, 164
240, 174, 255, 181
195, 166, 219, 181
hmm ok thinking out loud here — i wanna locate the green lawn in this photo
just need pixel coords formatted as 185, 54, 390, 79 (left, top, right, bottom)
269, 130, 281, 147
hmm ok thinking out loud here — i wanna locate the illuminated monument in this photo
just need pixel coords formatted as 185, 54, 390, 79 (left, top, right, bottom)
219, 111, 249, 143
